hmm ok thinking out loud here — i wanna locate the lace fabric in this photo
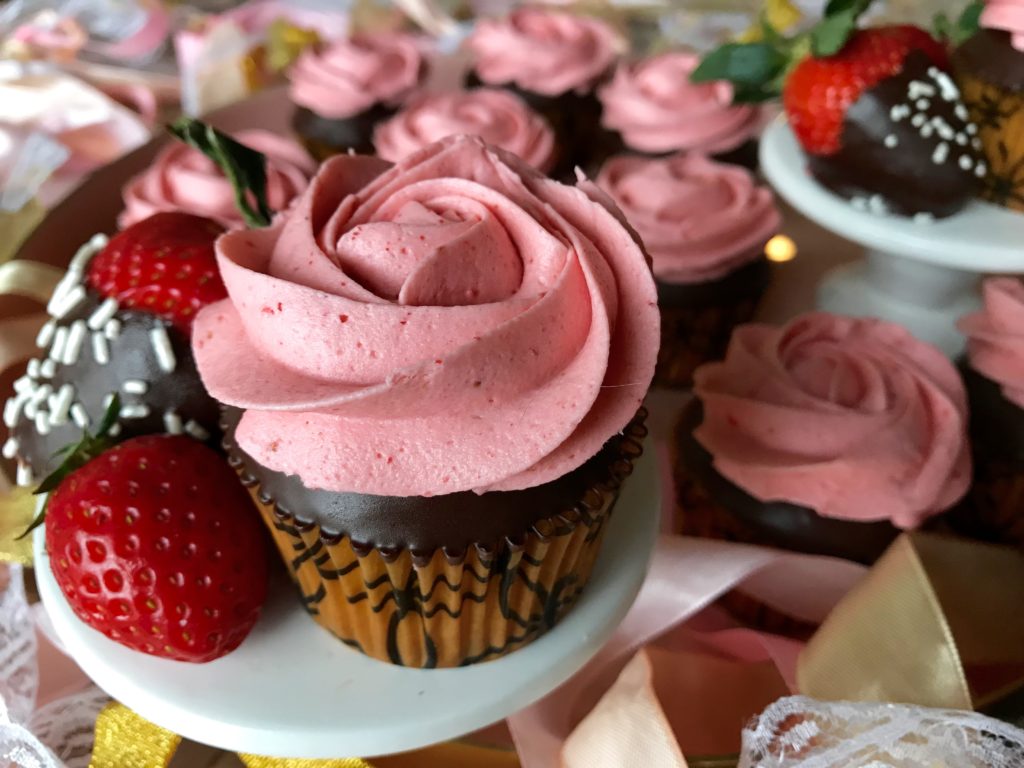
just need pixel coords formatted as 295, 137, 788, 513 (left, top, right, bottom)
740, 696, 1024, 768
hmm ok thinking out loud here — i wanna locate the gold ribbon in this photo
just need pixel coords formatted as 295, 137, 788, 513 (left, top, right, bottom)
798, 532, 1024, 710
0, 487, 36, 565
739, 0, 803, 42
0, 259, 64, 303
89, 703, 181, 768
240, 756, 374, 768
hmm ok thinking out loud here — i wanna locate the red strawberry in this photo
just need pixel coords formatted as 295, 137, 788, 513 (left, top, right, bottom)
87, 212, 227, 334
45, 435, 269, 663
784, 26, 949, 155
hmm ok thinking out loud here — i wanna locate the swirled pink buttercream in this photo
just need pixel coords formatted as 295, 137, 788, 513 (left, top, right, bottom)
597, 153, 779, 284
119, 130, 315, 229
373, 89, 556, 172
693, 313, 970, 528
959, 278, 1024, 408
598, 52, 764, 154
982, 0, 1024, 51
192, 135, 659, 496
288, 34, 424, 119
468, 8, 622, 96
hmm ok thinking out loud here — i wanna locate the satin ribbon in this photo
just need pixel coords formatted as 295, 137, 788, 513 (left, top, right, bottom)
89, 703, 181, 768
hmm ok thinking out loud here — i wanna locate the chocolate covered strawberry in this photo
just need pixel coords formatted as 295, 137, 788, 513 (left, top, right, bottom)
43, 431, 269, 662
695, 1, 984, 218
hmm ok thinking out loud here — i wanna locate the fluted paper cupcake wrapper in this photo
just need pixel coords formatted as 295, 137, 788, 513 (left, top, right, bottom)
958, 73, 1024, 211
241, 412, 647, 668
951, 457, 1024, 550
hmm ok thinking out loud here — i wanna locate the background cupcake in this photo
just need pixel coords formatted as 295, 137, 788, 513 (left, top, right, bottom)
120, 129, 315, 229
953, 278, 1024, 547
467, 7, 623, 175
373, 88, 556, 173
953, 0, 1024, 210
288, 33, 426, 159
193, 136, 660, 668
597, 152, 779, 387
673, 312, 971, 565
598, 51, 765, 169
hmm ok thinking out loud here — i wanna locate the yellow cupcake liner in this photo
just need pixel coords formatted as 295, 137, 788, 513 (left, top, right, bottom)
958, 73, 1024, 211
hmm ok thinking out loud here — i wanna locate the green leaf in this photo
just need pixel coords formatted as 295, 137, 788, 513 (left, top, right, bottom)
813, 0, 875, 56
691, 43, 788, 97
168, 118, 273, 228
934, 1, 983, 45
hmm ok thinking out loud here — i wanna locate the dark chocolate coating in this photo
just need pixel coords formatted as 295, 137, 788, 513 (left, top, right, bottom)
961, 360, 1024, 464
15, 292, 220, 478
657, 256, 771, 310
291, 103, 397, 156
954, 28, 1024, 94
808, 51, 983, 218
221, 406, 645, 555
677, 399, 899, 564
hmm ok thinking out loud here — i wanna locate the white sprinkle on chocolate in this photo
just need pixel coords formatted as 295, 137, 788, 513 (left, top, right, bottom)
101, 392, 116, 412
911, 114, 926, 128
908, 81, 936, 100
40, 359, 56, 379
2, 437, 19, 460
49, 384, 74, 426
976, 161, 988, 178
91, 332, 110, 365
68, 234, 108, 273
108, 423, 122, 437
120, 403, 151, 420
955, 132, 968, 146
184, 420, 209, 441
12, 376, 33, 395
28, 384, 52, 412
62, 320, 87, 365
164, 411, 183, 435
3, 396, 25, 428
967, 123, 978, 136
49, 326, 69, 362
34, 410, 51, 436
104, 319, 122, 341
149, 326, 176, 373
87, 298, 119, 331
17, 462, 34, 488
51, 285, 87, 320
916, 99, 930, 111
122, 379, 149, 395
932, 142, 950, 165
46, 274, 78, 316
868, 195, 889, 215
35, 320, 56, 349
972, 137, 983, 150
931, 69, 961, 102
71, 403, 90, 429
955, 104, 970, 122
884, 135, 898, 149
890, 104, 911, 122
26, 359, 41, 379
959, 154, 975, 171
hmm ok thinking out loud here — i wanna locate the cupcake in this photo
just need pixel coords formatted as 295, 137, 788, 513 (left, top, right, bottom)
673, 312, 971, 565
597, 153, 780, 388
953, 278, 1024, 547
120, 130, 315, 229
373, 88, 557, 173
598, 52, 765, 169
467, 7, 623, 175
288, 33, 426, 160
192, 135, 660, 667
954, 1, 1024, 211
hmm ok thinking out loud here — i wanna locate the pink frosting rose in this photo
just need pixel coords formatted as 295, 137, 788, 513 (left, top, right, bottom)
468, 8, 622, 97
693, 313, 970, 528
598, 52, 764, 155
192, 135, 660, 497
119, 130, 315, 229
373, 88, 556, 172
982, 0, 1024, 51
288, 34, 424, 119
959, 278, 1024, 408
597, 153, 780, 284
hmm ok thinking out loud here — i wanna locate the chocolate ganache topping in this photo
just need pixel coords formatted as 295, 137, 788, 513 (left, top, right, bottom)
809, 51, 985, 218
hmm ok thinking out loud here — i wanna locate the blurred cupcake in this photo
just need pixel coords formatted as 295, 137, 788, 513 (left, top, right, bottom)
597, 153, 779, 388
598, 52, 765, 169
467, 7, 623, 174
953, 1, 1024, 210
194, 136, 659, 667
953, 278, 1024, 547
673, 312, 971, 565
373, 88, 556, 173
288, 33, 426, 160
120, 130, 315, 229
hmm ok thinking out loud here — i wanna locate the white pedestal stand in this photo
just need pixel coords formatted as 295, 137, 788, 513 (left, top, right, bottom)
760, 119, 1024, 356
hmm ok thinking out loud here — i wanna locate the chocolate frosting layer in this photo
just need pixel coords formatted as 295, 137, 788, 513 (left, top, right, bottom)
676, 399, 899, 564
809, 51, 983, 218
954, 28, 1024, 93
656, 256, 771, 309
15, 292, 220, 478
961, 360, 1024, 463
291, 103, 397, 156
221, 406, 646, 555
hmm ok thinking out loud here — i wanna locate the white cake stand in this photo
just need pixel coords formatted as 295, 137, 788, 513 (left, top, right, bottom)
34, 445, 659, 760
760, 118, 1024, 356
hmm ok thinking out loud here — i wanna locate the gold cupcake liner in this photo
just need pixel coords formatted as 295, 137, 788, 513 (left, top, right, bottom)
654, 292, 762, 389
242, 413, 648, 668
952, 458, 1024, 550
958, 73, 1024, 211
